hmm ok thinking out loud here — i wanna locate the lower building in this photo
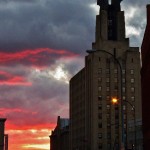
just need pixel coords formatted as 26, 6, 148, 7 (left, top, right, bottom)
50, 116, 69, 150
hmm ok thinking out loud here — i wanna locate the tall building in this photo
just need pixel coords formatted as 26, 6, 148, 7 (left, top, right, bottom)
141, 4, 150, 150
50, 116, 69, 150
70, 0, 142, 150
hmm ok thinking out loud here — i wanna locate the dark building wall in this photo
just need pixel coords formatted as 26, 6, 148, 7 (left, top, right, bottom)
141, 4, 150, 150
50, 116, 69, 150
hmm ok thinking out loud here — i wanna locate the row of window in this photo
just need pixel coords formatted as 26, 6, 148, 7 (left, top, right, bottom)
98, 96, 135, 102
98, 86, 135, 92
98, 77, 135, 83
98, 68, 134, 74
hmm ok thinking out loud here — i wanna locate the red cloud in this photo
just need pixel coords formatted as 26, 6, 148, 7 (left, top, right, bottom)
0, 71, 32, 86
0, 48, 78, 67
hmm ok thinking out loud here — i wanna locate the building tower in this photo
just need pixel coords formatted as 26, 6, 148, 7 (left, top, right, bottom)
141, 4, 150, 150
70, 0, 142, 150
0, 118, 6, 150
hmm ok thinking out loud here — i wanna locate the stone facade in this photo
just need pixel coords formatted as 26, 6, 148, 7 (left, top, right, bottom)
70, 0, 142, 150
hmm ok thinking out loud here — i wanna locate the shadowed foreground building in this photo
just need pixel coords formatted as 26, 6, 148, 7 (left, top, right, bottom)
141, 4, 150, 150
0, 118, 7, 150
70, 0, 142, 150
50, 116, 69, 150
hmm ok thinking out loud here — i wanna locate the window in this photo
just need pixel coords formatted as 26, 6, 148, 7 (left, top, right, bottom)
106, 87, 110, 91
131, 69, 134, 74
122, 70, 126, 74
131, 87, 135, 92
107, 133, 111, 139
98, 123, 102, 128
108, 19, 112, 25
106, 69, 110, 74
123, 96, 126, 100
114, 69, 118, 74
98, 68, 102, 74
106, 78, 110, 82
106, 95, 110, 100
98, 143, 102, 149
114, 78, 118, 82
107, 104, 110, 109
98, 113, 102, 119
98, 104, 102, 110
107, 123, 111, 128
123, 105, 126, 110
98, 96, 102, 101
98, 86, 102, 91
122, 78, 125, 83
131, 78, 134, 83
131, 96, 135, 101
98, 133, 102, 139
122, 87, 126, 93
98, 78, 102, 82
107, 114, 110, 119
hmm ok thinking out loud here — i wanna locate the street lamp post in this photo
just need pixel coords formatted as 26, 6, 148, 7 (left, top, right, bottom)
124, 100, 136, 150
87, 49, 125, 149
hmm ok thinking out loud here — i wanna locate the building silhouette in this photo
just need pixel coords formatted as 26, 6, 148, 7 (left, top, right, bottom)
50, 116, 69, 150
69, 0, 142, 150
0, 118, 7, 150
141, 4, 150, 150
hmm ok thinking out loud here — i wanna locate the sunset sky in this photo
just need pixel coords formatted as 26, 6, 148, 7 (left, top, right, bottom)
0, 0, 149, 150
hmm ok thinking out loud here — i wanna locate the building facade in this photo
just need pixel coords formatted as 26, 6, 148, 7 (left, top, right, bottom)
50, 116, 69, 150
141, 4, 150, 150
70, 0, 142, 150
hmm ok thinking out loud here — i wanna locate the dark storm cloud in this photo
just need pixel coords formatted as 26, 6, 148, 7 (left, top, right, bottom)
0, 0, 95, 53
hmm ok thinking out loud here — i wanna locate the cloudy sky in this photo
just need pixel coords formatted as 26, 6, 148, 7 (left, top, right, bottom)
0, 0, 149, 150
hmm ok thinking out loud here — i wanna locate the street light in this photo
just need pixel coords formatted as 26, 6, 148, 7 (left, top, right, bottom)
112, 97, 118, 105
87, 49, 125, 149
124, 100, 136, 150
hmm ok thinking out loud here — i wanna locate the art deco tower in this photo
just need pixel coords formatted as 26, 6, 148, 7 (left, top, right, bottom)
70, 0, 142, 149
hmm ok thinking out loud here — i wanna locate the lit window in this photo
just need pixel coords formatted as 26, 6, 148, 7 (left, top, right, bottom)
131, 87, 135, 92
98, 86, 102, 91
123, 105, 126, 110
123, 96, 126, 100
107, 104, 110, 109
131, 78, 134, 83
122, 70, 126, 74
122, 78, 125, 83
131, 96, 135, 101
122, 87, 126, 93
131, 69, 134, 74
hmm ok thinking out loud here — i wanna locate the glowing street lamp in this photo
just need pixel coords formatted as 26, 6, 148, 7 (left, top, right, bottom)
112, 97, 118, 104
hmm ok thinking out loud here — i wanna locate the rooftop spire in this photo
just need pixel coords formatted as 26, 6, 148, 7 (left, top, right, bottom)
97, 0, 108, 10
